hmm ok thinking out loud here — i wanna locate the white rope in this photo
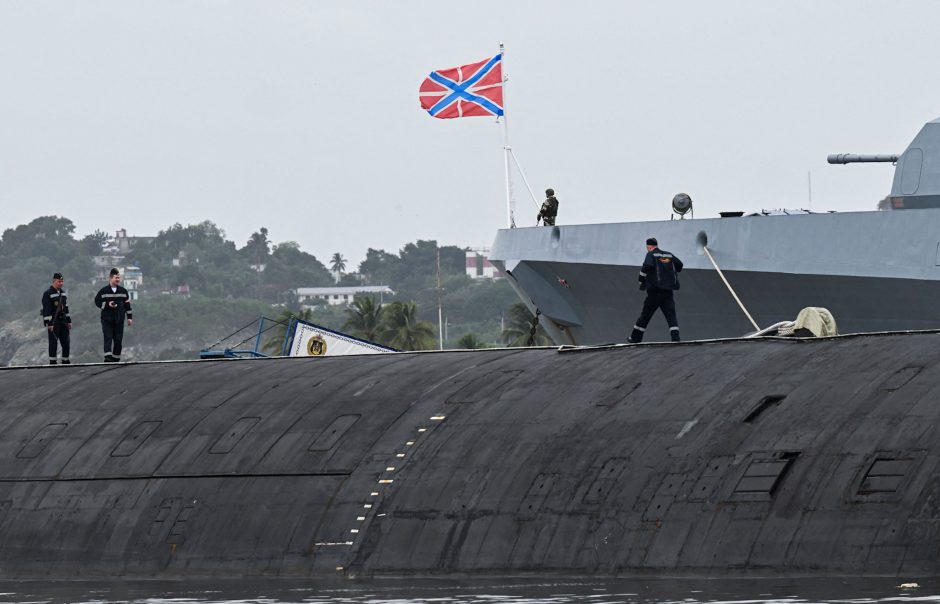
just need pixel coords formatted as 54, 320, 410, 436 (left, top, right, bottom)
702, 246, 760, 332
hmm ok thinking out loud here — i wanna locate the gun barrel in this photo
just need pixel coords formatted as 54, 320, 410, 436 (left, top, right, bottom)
827, 154, 900, 164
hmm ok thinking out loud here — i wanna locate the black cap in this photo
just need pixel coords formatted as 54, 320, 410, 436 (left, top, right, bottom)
109, 268, 120, 276
546, 188, 554, 196
52, 272, 63, 280
646, 238, 658, 246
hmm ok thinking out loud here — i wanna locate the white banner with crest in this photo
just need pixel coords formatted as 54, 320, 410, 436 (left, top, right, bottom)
288, 321, 395, 357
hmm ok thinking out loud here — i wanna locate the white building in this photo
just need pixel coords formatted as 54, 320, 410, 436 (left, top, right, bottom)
466, 249, 500, 279
92, 254, 125, 281
90, 258, 143, 299
295, 286, 394, 307
113, 228, 155, 254
121, 266, 143, 300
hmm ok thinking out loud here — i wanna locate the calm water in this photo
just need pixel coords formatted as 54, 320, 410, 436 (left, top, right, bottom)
0, 578, 936, 604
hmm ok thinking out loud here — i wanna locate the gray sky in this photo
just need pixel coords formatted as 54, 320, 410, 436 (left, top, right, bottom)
2, 1, 939, 265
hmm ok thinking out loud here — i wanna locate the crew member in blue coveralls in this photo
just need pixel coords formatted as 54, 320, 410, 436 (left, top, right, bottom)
628, 237, 683, 343
94, 268, 133, 363
41, 272, 72, 365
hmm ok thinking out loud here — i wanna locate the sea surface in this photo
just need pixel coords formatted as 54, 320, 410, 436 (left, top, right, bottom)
0, 577, 936, 604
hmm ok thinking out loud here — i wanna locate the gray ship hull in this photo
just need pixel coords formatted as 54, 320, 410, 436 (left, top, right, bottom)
490, 209, 940, 344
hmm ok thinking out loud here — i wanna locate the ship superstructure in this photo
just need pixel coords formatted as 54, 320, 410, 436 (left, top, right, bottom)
490, 117, 940, 344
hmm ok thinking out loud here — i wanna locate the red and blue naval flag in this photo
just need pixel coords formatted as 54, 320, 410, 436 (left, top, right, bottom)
419, 54, 504, 119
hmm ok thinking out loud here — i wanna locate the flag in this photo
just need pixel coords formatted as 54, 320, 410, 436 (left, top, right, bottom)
419, 54, 504, 119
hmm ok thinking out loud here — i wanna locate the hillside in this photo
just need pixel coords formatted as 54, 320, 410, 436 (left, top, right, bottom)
0, 216, 524, 364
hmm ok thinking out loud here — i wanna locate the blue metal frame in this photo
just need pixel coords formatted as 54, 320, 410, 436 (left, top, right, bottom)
200, 314, 287, 360
280, 317, 297, 357
199, 313, 383, 360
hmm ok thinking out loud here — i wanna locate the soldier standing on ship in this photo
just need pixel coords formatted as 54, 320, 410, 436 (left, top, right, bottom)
628, 238, 683, 343
94, 268, 133, 363
537, 188, 559, 226
41, 272, 72, 365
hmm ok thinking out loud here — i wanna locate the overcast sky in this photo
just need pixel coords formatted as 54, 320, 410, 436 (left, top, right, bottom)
2, 1, 939, 265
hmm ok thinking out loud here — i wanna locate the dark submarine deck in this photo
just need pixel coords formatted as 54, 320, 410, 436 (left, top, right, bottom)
0, 332, 938, 579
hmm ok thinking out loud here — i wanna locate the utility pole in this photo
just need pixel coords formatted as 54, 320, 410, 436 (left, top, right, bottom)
437, 247, 444, 350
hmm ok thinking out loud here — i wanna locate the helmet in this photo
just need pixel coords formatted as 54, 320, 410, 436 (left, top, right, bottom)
546, 188, 555, 196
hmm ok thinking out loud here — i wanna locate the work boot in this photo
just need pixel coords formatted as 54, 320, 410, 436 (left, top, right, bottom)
670, 328, 681, 343
628, 327, 645, 343
104, 354, 115, 363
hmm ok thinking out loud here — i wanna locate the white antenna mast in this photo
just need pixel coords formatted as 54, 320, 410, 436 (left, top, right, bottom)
499, 43, 540, 228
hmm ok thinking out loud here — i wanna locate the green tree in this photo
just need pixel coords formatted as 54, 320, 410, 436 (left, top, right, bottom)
0, 216, 80, 267
343, 295, 384, 342
330, 252, 347, 282
377, 301, 436, 351
457, 333, 487, 349
266, 241, 334, 293
80, 229, 110, 256
501, 302, 552, 347
359, 248, 399, 285
337, 272, 362, 286
243, 227, 270, 265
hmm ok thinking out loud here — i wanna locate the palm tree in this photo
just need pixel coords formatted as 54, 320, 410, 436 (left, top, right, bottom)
330, 252, 347, 283
377, 301, 436, 351
343, 296, 384, 342
457, 333, 487, 349
262, 308, 314, 355
501, 303, 553, 347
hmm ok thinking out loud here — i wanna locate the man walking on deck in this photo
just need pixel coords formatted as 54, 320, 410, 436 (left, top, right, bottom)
628, 238, 683, 343
95, 268, 133, 362
41, 272, 72, 364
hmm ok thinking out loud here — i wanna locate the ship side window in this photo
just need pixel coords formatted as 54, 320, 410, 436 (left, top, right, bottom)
901, 148, 923, 195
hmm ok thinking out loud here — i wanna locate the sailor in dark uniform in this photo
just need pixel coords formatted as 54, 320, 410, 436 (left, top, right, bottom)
537, 188, 559, 226
94, 268, 133, 363
628, 238, 684, 343
41, 272, 72, 365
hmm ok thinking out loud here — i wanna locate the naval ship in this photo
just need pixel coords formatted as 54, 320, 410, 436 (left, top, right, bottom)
489, 118, 940, 345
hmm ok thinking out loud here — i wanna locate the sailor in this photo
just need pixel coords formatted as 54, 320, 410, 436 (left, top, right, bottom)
94, 268, 133, 363
537, 188, 559, 226
41, 272, 72, 365
628, 238, 683, 343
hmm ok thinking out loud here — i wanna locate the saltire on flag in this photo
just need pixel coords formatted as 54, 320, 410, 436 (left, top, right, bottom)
419, 54, 504, 119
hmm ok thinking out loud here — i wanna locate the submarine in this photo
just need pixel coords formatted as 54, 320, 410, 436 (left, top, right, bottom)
0, 331, 938, 579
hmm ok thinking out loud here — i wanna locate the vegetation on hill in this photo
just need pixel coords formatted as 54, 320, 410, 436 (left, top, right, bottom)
0, 215, 530, 364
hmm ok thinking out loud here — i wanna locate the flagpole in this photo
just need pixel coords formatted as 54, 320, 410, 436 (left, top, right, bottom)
500, 42, 515, 228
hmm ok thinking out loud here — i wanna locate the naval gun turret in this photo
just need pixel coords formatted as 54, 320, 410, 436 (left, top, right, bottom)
828, 117, 940, 209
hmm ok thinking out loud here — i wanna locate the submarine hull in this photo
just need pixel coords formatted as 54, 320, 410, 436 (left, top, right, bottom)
0, 334, 938, 578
